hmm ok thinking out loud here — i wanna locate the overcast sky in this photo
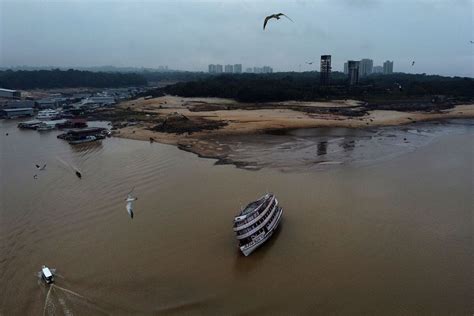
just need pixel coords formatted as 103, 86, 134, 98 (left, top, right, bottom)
1, 0, 473, 76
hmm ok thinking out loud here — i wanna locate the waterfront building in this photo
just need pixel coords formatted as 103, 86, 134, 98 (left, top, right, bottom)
1, 108, 34, 118
0, 88, 21, 99
215, 64, 223, 73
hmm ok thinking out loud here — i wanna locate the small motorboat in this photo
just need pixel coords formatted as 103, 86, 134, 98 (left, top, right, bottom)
41, 265, 54, 284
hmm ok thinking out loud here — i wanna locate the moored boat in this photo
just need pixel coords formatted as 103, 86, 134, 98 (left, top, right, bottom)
233, 193, 283, 256
68, 135, 98, 144
37, 109, 61, 121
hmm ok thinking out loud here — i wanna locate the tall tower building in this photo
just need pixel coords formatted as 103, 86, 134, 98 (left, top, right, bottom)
320, 55, 332, 85
344, 62, 348, 75
359, 59, 373, 77
208, 64, 216, 73
383, 60, 394, 74
215, 64, 223, 73
224, 64, 234, 73
347, 60, 360, 85
233, 64, 242, 74
262, 66, 273, 73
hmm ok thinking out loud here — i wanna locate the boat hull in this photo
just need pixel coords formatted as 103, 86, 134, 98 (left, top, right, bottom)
239, 207, 283, 256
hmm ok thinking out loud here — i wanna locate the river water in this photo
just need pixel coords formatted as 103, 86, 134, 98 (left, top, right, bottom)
0, 119, 472, 315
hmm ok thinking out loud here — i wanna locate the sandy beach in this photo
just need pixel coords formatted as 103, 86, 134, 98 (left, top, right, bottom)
109, 96, 474, 161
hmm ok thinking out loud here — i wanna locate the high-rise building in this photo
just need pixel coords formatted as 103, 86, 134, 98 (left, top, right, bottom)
215, 64, 223, 73
383, 60, 393, 74
347, 60, 360, 85
320, 55, 332, 85
234, 64, 242, 74
245, 67, 253, 73
224, 64, 234, 73
344, 62, 348, 75
208, 64, 216, 73
359, 59, 373, 77
253, 67, 262, 73
262, 66, 273, 73
372, 66, 383, 74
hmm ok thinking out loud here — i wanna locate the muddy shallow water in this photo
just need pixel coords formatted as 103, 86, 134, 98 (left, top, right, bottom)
0, 119, 472, 315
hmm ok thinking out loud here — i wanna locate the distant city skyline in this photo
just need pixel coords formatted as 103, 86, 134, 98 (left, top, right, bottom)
1, 0, 472, 77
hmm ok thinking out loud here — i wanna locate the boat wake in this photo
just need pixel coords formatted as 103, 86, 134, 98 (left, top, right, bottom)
42, 284, 108, 316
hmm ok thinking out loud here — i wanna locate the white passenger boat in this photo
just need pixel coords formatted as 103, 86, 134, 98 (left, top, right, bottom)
233, 193, 283, 256
37, 109, 60, 121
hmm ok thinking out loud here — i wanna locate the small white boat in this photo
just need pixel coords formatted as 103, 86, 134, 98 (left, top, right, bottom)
41, 265, 54, 284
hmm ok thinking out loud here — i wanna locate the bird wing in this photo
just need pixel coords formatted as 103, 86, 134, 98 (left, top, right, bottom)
41, 164, 46, 170
126, 201, 133, 215
263, 15, 272, 29
278, 13, 294, 22
35, 164, 40, 169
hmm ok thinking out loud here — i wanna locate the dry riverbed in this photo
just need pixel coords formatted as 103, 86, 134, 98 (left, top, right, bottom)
94, 95, 474, 165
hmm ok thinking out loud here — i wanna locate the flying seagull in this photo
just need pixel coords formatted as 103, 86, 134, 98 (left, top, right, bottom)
35, 164, 47, 171
125, 189, 137, 219
75, 170, 82, 178
306, 61, 314, 65
412, 61, 415, 66
263, 13, 294, 30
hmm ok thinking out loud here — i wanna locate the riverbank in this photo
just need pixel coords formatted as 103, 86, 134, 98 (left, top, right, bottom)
103, 96, 474, 164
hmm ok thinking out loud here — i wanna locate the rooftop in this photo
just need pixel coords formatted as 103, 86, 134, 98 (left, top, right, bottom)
0, 88, 17, 93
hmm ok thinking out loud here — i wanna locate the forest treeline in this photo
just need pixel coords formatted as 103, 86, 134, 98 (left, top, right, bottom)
161, 72, 474, 103
0, 69, 147, 89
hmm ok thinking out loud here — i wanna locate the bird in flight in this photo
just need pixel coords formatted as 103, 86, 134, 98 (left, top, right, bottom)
263, 13, 293, 30
306, 61, 314, 65
125, 188, 138, 219
412, 61, 415, 66
35, 164, 47, 171
470, 41, 474, 44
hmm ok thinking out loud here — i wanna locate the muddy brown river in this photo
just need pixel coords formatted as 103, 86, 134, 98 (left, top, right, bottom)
0, 119, 472, 315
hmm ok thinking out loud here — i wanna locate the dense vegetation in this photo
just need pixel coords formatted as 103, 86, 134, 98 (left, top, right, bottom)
162, 72, 474, 103
0, 69, 147, 89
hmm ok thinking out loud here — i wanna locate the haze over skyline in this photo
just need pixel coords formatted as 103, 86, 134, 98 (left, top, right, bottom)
1, 0, 473, 77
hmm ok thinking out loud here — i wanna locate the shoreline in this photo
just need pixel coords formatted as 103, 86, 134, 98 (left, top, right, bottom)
108, 96, 474, 166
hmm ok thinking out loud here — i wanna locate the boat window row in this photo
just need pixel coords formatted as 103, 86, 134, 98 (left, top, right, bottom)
236, 198, 276, 227
236, 203, 277, 236
266, 206, 281, 230
239, 228, 265, 246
